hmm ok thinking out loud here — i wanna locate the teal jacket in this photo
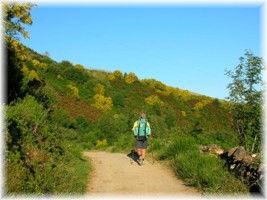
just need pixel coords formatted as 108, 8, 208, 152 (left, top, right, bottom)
132, 118, 151, 138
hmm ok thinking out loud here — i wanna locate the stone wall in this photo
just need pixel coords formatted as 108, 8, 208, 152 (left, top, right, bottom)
200, 145, 264, 194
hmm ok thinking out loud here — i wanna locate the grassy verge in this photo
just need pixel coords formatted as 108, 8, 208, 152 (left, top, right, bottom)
149, 134, 248, 194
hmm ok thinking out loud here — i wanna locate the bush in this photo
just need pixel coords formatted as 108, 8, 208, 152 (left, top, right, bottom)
60, 61, 88, 84
94, 83, 105, 95
158, 135, 196, 160
98, 112, 128, 144
67, 84, 79, 99
92, 94, 113, 112
125, 72, 138, 84
111, 133, 134, 152
172, 152, 248, 194
195, 131, 238, 149
5, 95, 91, 194
153, 134, 248, 194
49, 108, 74, 128
145, 95, 164, 106
95, 139, 108, 150
113, 93, 125, 107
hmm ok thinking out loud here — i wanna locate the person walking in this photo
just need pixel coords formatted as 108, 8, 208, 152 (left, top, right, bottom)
132, 112, 151, 165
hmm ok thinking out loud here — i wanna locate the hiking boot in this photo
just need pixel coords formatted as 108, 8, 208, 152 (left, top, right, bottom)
138, 158, 144, 166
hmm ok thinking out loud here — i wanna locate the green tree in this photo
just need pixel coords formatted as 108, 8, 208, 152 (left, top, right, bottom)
3, 3, 34, 103
226, 50, 263, 152
3, 3, 34, 40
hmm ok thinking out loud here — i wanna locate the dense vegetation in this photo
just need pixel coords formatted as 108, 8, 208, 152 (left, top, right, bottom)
4, 3, 263, 195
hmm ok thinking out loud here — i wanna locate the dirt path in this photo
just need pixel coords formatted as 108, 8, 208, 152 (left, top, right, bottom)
84, 151, 200, 196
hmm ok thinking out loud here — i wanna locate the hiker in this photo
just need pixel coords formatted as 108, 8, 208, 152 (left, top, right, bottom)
132, 112, 151, 165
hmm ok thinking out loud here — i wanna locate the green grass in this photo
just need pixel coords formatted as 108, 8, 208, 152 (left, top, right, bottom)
172, 151, 247, 194
111, 134, 135, 153
151, 134, 248, 194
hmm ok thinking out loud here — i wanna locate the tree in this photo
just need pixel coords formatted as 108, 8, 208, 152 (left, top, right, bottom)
3, 3, 34, 103
226, 50, 263, 152
3, 3, 34, 40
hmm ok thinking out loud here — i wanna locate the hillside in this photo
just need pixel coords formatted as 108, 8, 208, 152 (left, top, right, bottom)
20, 44, 236, 144
6, 39, 250, 195
4, 3, 265, 195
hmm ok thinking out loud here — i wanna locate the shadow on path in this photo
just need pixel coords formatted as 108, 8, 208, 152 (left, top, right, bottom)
127, 150, 139, 165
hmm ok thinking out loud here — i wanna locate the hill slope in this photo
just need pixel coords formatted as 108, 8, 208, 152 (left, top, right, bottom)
22, 44, 237, 145
6, 41, 247, 195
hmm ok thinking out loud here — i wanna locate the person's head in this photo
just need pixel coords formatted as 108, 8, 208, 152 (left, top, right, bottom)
140, 112, 146, 119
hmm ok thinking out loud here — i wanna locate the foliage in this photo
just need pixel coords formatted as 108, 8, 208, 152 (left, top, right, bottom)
124, 72, 138, 84
75, 64, 85, 71
193, 99, 212, 111
94, 83, 105, 95
95, 139, 108, 150
154, 135, 247, 194
226, 50, 263, 152
114, 70, 123, 79
97, 112, 129, 144
108, 70, 123, 81
5, 96, 91, 194
113, 93, 125, 107
92, 94, 113, 112
172, 152, 247, 194
3, 2, 34, 39
67, 84, 79, 99
58, 61, 88, 84
5, 5, 254, 194
111, 134, 134, 152
145, 95, 164, 106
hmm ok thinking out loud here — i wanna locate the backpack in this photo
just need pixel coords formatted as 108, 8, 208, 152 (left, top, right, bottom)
136, 119, 148, 141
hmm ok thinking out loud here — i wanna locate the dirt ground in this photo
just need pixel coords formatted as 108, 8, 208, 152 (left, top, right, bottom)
84, 151, 200, 196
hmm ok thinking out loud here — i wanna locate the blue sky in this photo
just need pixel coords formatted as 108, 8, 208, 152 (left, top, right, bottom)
21, 5, 261, 99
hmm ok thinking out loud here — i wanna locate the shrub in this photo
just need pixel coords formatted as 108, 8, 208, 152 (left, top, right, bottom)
145, 95, 164, 106
165, 110, 177, 128
6, 95, 91, 194
60, 61, 88, 84
172, 152, 247, 194
148, 114, 168, 138
75, 64, 85, 71
125, 72, 138, 84
193, 99, 212, 111
108, 73, 116, 81
108, 70, 123, 81
181, 111, 186, 117
113, 93, 125, 107
113, 70, 123, 79
95, 139, 108, 149
111, 133, 134, 152
98, 112, 128, 144
92, 94, 113, 112
67, 84, 79, 99
49, 108, 73, 128
31, 59, 47, 69
94, 83, 105, 95
24, 69, 41, 81
158, 135, 197, 160
153, 134, 247, 194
